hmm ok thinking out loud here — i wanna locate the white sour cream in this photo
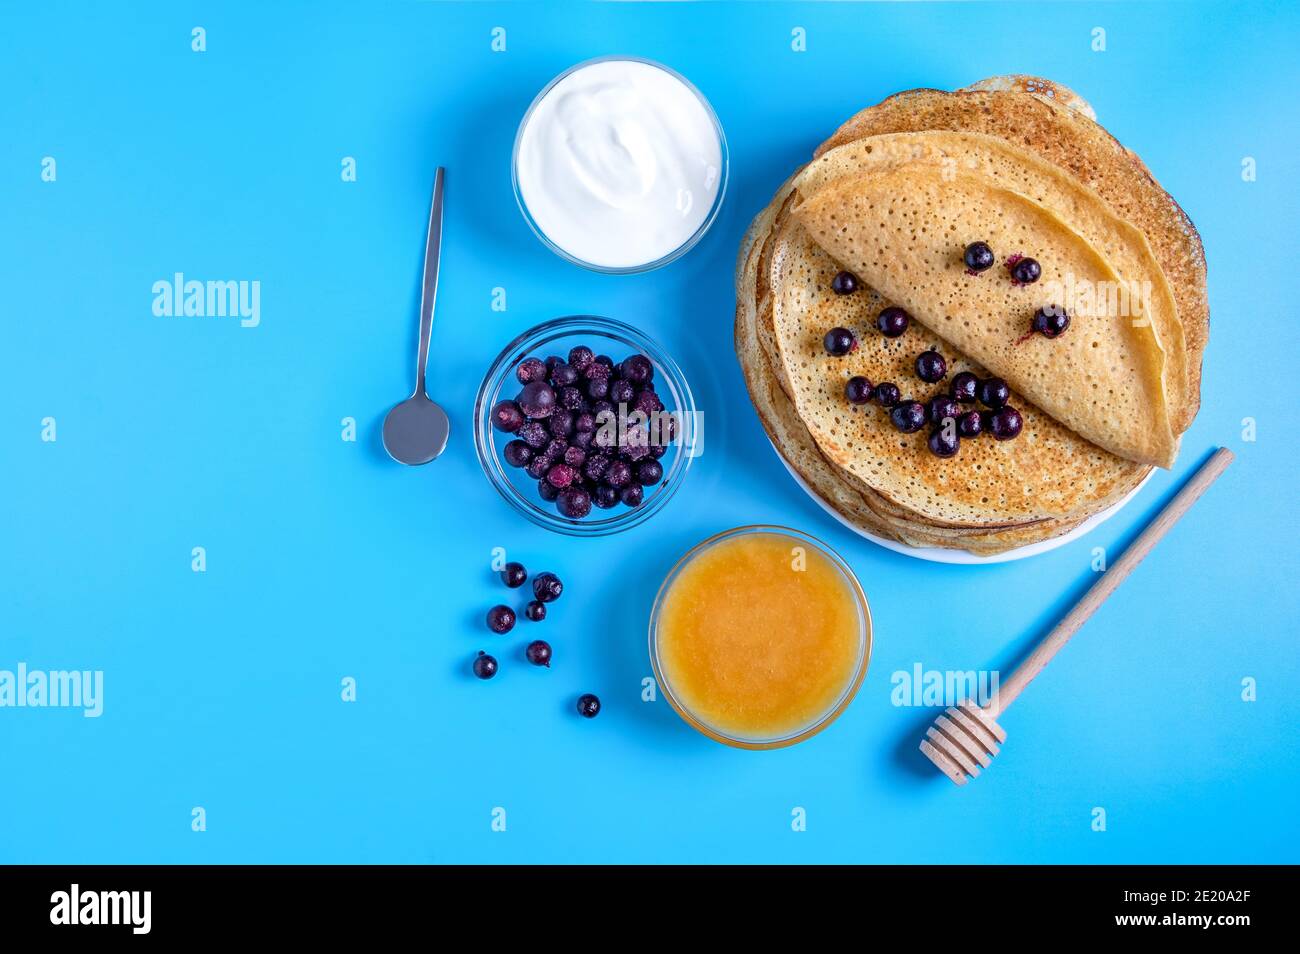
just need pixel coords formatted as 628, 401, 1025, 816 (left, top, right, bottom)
514, 59, 725, 271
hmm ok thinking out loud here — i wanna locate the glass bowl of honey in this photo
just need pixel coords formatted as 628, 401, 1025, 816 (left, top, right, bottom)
648, 525, 872, 749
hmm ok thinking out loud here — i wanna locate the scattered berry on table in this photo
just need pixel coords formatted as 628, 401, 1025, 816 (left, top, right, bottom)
486, 605, 516, 634
533, 572, 564, 603
473, 651, 498, 680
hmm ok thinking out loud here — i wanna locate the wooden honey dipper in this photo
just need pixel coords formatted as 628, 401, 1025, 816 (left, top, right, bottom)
920, 447, 1234, 786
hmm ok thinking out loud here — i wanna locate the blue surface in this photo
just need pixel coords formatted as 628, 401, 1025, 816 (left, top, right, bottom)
2, 0, 1297, 864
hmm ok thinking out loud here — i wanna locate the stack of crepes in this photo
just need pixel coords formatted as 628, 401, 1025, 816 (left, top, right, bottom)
736, 75, 1208, 555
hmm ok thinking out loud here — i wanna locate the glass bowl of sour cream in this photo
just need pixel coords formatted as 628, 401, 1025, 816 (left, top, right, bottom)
512, 56, 729, 274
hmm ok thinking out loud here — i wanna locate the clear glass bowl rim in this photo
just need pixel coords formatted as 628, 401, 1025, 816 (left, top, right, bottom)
510, 54, 730, 275
648, 524, 873, 749
473, 314, 697, 537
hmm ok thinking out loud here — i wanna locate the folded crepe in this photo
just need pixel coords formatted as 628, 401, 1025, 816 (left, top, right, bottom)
737, 212, 1107, 554
793, 163, 1178, 467
791, 129, 1189, 441
813, 81, 1207, 430
741, 178, 1149, 551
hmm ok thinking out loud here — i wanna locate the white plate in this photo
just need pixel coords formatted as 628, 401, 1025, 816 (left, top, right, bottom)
770, 441, 1155, 565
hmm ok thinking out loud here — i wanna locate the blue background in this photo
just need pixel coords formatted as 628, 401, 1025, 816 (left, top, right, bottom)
2, 0, 1297, 864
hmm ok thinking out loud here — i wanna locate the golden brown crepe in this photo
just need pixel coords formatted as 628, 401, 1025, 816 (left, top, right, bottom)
737, 178, 1150, 554
813, 84, 1208, 429
791, 130, 1189, 438
793, 164, 1178, 467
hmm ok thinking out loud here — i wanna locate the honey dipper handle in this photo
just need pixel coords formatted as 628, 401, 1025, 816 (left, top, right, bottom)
991, 448, 1234, 715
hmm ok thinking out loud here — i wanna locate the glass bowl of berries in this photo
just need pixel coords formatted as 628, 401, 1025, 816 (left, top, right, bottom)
474, 315, 699, 536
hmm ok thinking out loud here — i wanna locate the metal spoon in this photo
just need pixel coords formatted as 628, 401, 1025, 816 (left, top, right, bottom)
383, 167, 451, 465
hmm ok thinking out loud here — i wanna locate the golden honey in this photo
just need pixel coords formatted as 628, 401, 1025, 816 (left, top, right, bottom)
653, 529, 867, 746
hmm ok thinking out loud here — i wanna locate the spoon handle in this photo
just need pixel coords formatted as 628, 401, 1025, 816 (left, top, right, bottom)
414, 167, 445, 397
991, 447, 1234, 715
